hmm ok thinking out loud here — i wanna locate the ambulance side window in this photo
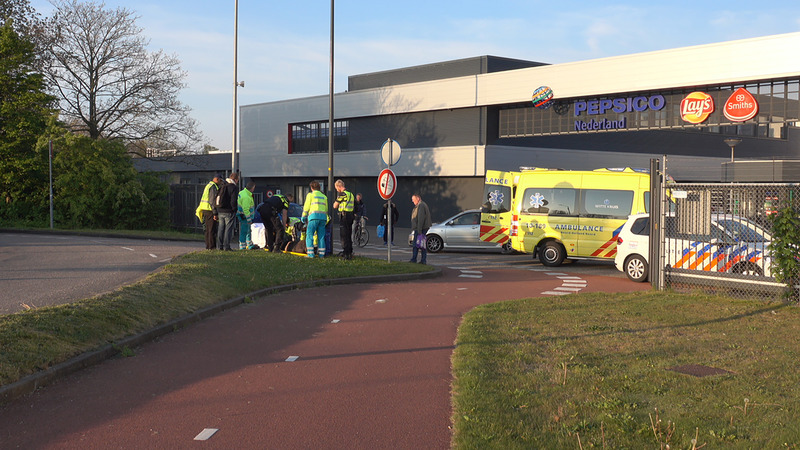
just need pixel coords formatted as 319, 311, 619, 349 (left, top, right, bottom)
482, 185, 511, 213
521, 187, 577, 216
581, 189, 633, 219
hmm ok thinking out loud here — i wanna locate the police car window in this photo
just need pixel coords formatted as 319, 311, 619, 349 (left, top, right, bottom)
716, 219, 769, 242
521, 188, 577, 216
482, 185, 511, 213
581, 190, 633, 219
630, 217, 649, 235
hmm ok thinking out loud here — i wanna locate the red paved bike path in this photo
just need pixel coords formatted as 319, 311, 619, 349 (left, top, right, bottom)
0, 268, 649, 449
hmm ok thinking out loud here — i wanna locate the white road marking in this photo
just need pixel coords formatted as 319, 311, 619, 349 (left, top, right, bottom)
149, 254, 158, 258
375, 299, 387, 303
460, 270, 483, 274
285, 356, 299, 362
194, 428, 219, 441
331, 319, 340, 323
459, 274, 483, 278
541, 291, 570, 295
121, 247, 134, 251
554, 287, 582, 292
457, 287, 468, 290
545, 272, 567, 276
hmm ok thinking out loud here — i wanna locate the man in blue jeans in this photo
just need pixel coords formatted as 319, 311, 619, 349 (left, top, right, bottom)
215, 173, 239, 251
409, 194, 431, 264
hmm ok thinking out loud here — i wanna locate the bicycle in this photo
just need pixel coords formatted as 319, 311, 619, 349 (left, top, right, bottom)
354, 216, 369, 248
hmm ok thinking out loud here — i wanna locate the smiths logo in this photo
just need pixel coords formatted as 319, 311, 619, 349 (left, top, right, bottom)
724, 88, 759, 122
680, 92, 714, 124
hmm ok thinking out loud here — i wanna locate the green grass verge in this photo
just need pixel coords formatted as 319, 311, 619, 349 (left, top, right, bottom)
0, 250, 432, 387
451, 290, 800, 448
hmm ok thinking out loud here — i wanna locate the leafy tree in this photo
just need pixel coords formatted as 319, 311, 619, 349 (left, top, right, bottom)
41, 0, 202, 153
41, 129, 169, 230
0, 17, 57, 223
769, 203, 800, 301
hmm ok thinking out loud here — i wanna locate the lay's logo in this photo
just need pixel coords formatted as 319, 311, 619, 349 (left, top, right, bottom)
680, 92, 714, 124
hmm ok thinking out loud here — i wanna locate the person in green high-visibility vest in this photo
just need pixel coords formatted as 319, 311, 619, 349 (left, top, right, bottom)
302, 180, 328, 258
237, 180, 256, 250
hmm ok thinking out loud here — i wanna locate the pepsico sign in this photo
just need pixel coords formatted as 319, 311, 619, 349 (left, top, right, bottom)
680, 92, 714, 124
724, 88, 759, 122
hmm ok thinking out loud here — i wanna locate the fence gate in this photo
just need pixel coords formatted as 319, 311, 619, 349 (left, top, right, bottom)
652, 164, 797, 299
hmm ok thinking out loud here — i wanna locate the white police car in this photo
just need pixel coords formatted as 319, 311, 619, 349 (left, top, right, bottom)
615, 213, 772, 282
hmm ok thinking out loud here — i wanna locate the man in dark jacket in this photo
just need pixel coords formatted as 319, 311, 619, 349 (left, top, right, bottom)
257, 193, 294, 252
409, 194, 432, 264
380, 201, 399, 245
215, 173, 239, 251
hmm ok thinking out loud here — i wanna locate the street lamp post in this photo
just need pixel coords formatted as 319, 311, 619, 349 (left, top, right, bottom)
724, 137, 742, 163
723, 137, 742, 211
327, 0, 334, 203
231, 0, 244, 178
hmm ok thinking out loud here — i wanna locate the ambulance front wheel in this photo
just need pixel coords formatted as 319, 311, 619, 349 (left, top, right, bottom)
539, 241, 565, 267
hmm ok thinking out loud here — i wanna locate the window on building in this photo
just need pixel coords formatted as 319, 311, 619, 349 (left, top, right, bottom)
290, 120, 349, 154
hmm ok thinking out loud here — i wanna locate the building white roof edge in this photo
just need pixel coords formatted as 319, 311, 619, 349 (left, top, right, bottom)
242, 32, 800, 121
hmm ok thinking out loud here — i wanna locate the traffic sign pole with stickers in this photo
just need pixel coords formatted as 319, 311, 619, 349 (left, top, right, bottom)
379, 139, 401, 262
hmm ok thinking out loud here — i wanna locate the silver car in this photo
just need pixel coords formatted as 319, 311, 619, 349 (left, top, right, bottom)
414, 209, 507, 253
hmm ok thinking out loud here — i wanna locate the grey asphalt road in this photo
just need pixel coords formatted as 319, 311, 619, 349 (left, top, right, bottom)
0, 232, 201, 315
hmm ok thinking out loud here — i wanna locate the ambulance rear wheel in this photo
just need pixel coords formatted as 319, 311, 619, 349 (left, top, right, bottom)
539, 241, 565, 267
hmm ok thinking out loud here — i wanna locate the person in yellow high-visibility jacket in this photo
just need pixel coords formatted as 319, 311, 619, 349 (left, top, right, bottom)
302, 181, 328, 258
333, 179, 355, 260
237, 180, 256, 250
195, 174, 222, 250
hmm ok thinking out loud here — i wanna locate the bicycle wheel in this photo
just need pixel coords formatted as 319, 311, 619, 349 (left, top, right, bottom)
356, 227, 369, 247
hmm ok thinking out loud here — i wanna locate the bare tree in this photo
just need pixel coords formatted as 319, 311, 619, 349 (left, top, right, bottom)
42, 0, 202, 153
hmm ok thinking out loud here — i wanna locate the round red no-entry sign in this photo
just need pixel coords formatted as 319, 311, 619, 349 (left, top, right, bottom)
377, 168, 397, 200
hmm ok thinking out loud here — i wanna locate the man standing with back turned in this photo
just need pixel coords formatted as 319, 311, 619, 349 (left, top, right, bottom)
238, 180, 256, 250
302, 181, 328, 258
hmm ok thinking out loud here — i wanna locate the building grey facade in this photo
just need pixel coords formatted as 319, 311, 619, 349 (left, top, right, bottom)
239, 32, 800, 226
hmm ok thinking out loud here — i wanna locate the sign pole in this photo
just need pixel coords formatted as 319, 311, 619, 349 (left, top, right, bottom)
387, 141, 392, 262
379, 138, 401, 263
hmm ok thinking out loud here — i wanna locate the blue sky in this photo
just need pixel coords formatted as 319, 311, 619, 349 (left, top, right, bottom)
30, 1, 800, 151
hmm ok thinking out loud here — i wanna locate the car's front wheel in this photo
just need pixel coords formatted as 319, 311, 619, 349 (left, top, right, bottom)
624, 254, 648, 282
426, 234, 444, 253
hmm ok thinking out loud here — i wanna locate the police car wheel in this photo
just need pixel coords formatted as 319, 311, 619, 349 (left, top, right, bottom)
732, 262, 763, 277
539, 241, 565, 267
624, 254, 648, 282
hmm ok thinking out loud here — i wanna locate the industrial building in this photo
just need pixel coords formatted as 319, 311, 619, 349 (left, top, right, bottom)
234, 32, 800, 225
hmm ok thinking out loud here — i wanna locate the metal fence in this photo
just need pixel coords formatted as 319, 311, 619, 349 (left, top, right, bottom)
170, 184, 204, 232
168, 184, 263, 233
651, 165, 799, 299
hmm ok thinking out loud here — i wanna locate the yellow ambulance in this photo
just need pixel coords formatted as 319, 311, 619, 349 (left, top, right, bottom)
480, 167, 650, 266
